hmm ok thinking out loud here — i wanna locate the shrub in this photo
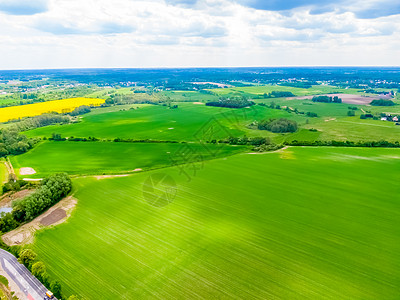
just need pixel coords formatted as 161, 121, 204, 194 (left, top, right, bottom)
31, 261, 46, 281
18, 249, 37, 269
370, 99, 395, 106
258, 118, 298, 133
50, 280, 63, 299
69, 105, 91, 116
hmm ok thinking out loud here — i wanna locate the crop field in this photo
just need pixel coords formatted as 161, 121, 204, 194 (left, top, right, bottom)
10, 141, 246, 178
23, 101, 400, 143
162, 90, 219, 102
209, 85, 363, 97
301, 117, 400, 142
24, 104, 295, 141
0, 97, 105, 122
0, 159, 7, 185
31, 147, 400, 299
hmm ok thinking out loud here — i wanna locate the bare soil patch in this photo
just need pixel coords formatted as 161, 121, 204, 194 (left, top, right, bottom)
0, 189, 35, 207
325, 118, 336, 122
1, 196, 77, 246
193, 102, 204, 105
291, 93, 392, 105
40, 208, 67, 226
19, 167, 36, 175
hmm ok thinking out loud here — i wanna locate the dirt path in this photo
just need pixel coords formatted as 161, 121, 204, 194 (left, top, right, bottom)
2, 196, 77, 246
4, 158, 15, 181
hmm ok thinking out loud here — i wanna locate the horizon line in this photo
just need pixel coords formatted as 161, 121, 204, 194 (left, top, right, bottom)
1, 66, 400, 72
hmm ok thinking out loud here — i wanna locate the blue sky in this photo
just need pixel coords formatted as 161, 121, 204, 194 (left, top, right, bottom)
0, 0, 399, 69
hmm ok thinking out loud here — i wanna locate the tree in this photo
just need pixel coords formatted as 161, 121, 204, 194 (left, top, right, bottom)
69, 105, 91, 116
50, 280, 62, 299
0, 212, 19, 233
31, 261, 46, 282
347, 110, 355, 116
258, 118, 298, 133
18, 249, 37, 269
370, 99, 395, 106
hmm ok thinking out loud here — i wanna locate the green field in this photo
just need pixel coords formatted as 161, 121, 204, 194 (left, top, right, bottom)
24, 104, 295, 141
10, 141, 246, 178
22, 99, 400, 144
32, 147, 400, 299
209, 85, 363, 97
0, 159, 8, 185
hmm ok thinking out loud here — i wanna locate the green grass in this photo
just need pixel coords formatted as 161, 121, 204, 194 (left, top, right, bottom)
161, 90, 219, 102
23, 104, 295, 141
23, 101, 400, 144
209, 85, 362, 97
33, 147, 400, 299
0, 159, 8, 186
10, 141, 246, 178
262, 99, 354, 118
24, 104, 239, 141
298, 117, 400, 142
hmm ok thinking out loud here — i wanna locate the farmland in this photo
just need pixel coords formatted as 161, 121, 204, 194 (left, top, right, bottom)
0, 159, 7, 184
32, 147, 400, 299
0, 97, 105, 122
24, 104, 270, 141
1, 68, 400, 300
209, 85, 364, 98
10, 141, 246, 178
23, 100, 400, 143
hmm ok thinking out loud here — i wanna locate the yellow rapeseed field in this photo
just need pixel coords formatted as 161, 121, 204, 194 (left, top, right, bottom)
0, 98, 105, 122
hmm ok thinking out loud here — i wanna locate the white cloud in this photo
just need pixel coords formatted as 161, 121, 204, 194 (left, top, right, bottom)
0, 0, 399, 69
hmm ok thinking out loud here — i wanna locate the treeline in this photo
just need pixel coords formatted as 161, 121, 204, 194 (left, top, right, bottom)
69, 105, 91, 116
258, 118, 298, 133
47, 134, 184, 143
312, 95, 342, 103
207, 136, 282, 152
0, 174, 72, 230
2, 178, 30, 194
105, 94, 161, 105
370, 99, 395, 106
7, 113, 71, 132
363, 89, 394, 95
284, 140, 400, 148
0, 98, 46, 109
263, 91, 295, 98
0, 129, 39, 157
1, 174, 71, 237
206, 96, 255, 108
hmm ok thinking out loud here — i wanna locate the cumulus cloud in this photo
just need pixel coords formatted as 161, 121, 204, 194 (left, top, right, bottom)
0, 0, 399, 69
237, 0, 400, 18
0, 0, 48, 15
34, 19, 135, 35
